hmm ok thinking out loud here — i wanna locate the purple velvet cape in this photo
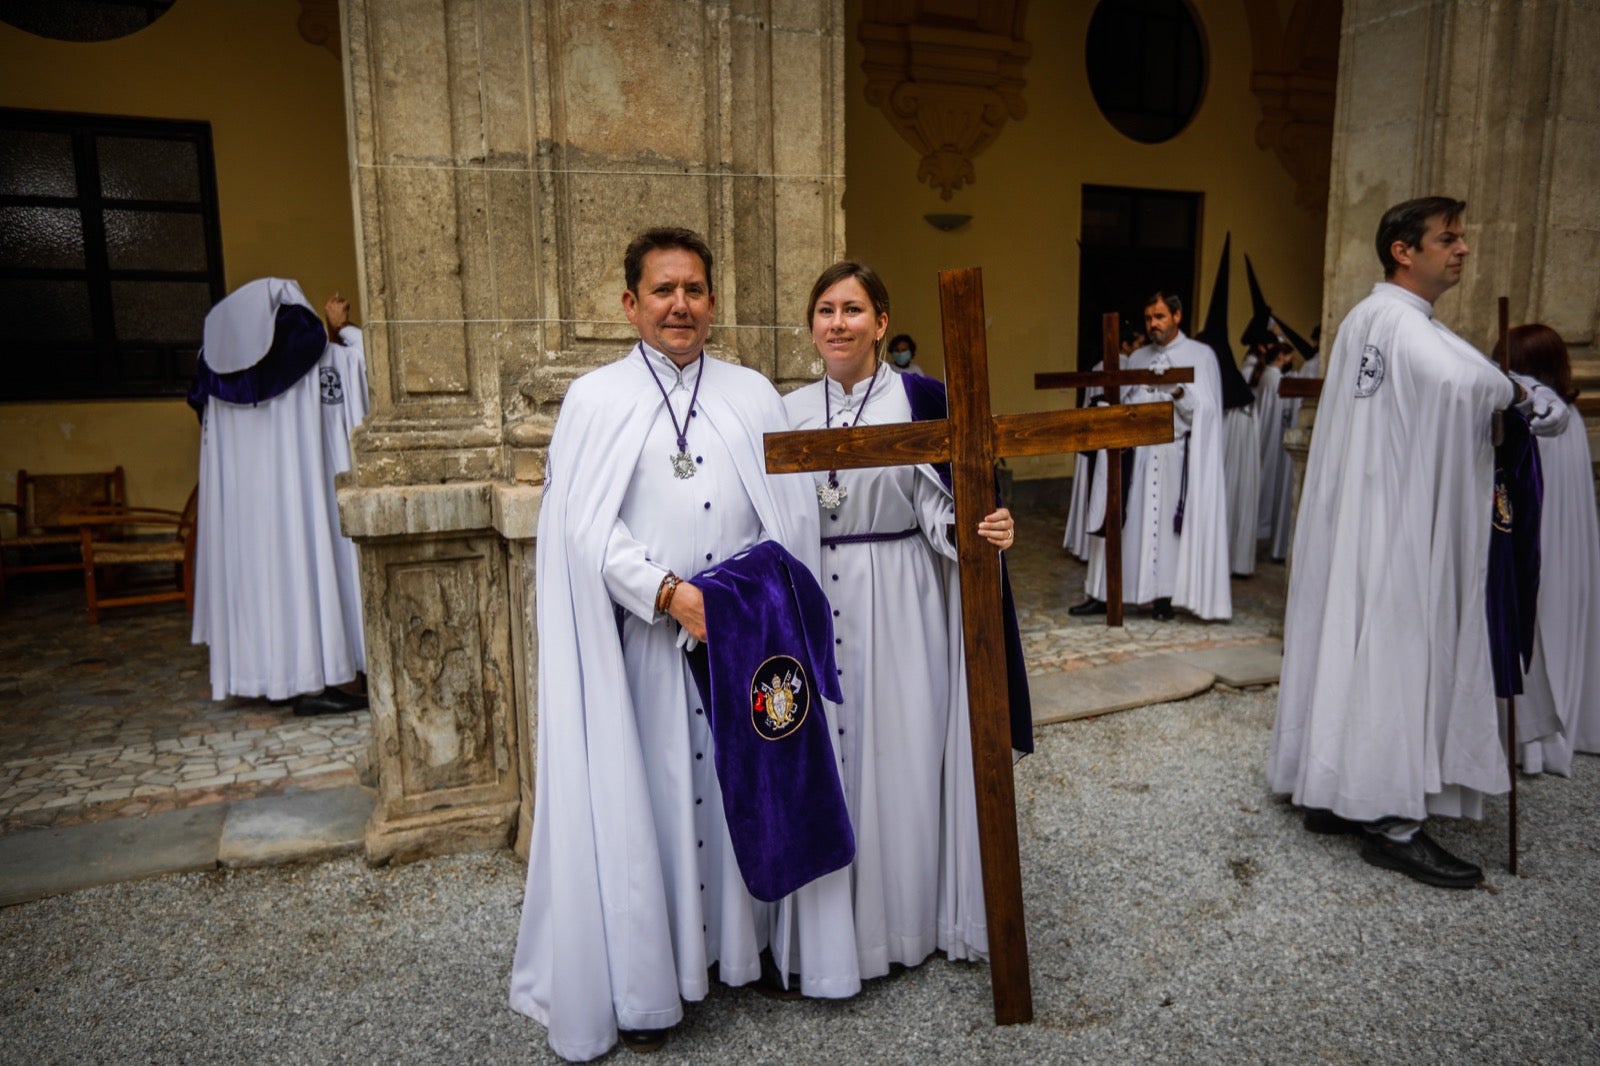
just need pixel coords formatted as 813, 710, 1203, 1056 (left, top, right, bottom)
900, 372, 1035, 755
1487, 406, 1543, 698
685, 540, 854, 902
187, 304, 327, 414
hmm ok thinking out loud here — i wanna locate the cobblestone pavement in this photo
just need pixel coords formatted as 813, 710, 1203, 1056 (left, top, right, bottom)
0, 583, 365, 834
0, 504, 1287, 835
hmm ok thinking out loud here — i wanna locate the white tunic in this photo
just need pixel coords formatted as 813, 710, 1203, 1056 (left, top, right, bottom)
1519, 404, 1600, 776
191, 312, 368, 701
783, 363, 990, 973
1061, 365, 1103, 561
510, 348, 858, 1063
1268, 283, 1514, 822
1222, 402, 1261, 575
1255, 364, 1295, 561
1085, 334, 1233, 619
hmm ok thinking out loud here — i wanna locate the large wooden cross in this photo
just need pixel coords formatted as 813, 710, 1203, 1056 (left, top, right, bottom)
763, 269, 1177, 1025
1033, 313, 1194, 626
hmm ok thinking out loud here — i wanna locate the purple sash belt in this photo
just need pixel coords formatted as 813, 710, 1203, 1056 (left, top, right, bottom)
820, 526, 919, 547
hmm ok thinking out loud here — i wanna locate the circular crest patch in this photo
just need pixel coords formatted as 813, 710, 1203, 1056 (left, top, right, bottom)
319, 366, 345, 405
1354, 345, 1385, 398
750, 655, 809, 742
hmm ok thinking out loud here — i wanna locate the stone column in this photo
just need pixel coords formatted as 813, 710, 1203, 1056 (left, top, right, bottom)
1293, 0, 1600, 542
336, 0, 845, 863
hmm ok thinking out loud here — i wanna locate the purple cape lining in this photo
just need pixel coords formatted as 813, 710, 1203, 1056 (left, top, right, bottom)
188, 304, 327, 413
1487, 407, 1542, 698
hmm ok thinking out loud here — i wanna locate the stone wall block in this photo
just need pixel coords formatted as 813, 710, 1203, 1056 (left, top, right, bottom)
1536, 226, 1600, 347
771, 25, 829, 177
373, 166, 472, 394
366, 0, 458, 163
551, 4, 710, 162
360, 533, 519, 863
560, 168, 715, 341
484, 168, 543, 326
775, 322, 819, 389
476, 0, 535, 160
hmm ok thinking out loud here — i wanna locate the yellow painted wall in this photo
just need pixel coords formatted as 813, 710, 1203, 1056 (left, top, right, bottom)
0, 0, 357, 512
843, 0, 1326, 482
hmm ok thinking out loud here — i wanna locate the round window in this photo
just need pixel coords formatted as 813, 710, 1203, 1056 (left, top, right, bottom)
1085, 0, 1208, 144
0, 0, 176, 42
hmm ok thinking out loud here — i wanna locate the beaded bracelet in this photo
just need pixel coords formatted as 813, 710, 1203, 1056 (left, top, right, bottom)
655, 572, 681, 615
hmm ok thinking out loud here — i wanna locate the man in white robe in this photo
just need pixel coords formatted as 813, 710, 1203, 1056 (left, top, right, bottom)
1074, 293, 1232, 621
1268, 196, 1542, 889
509, 228, 858, 1062
190, 279, 368, 713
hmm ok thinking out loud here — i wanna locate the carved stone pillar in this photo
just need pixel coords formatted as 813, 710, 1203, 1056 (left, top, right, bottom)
337, 0, 845, 862
1296, 0, 1600, 558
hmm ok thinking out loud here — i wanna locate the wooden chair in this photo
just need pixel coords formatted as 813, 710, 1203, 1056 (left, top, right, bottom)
73, 486, 198, 624
0, 467, 127, 600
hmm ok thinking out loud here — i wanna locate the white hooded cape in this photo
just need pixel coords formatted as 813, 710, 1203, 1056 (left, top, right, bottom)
191, 279, 367, 700
1518, 405, 1600, 775
1268, 283, 1513, 821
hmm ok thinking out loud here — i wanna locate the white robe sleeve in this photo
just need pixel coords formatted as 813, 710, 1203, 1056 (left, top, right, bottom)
602, 518, 671, 622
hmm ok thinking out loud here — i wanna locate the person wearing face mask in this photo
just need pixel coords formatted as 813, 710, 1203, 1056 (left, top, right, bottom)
885, 332, 926, 376
782, 261, 1031, 980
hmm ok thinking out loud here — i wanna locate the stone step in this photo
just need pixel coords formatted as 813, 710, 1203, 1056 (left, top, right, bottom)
1028, 654, 1215, 726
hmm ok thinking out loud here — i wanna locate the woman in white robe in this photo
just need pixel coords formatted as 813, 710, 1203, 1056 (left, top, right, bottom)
783, 261, 1015, 978
1503, 325, 1600, 775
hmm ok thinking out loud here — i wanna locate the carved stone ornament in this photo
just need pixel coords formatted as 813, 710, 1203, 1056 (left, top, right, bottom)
297, 0, 340, 58
859, 2, 1032, 201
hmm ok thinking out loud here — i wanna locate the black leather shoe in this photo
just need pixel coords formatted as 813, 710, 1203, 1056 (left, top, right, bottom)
755, 951, 802, 1001
1360, 829, 1482, 889
1067, 598, 1107, 616
618, 1029, 668, 1053
1303, 808, 1365, 835
1151, 597, 1175, 620
292, 686, 369, 716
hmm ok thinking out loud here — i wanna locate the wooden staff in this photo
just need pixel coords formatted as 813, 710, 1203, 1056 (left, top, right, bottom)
1498, 294, 1518, 875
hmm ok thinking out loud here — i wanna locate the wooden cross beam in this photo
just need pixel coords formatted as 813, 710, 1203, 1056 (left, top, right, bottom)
764, 269, 1177, 1025
1034, 313, 1193, 627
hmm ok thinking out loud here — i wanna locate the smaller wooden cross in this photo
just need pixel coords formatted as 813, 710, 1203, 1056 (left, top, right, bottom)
764, 270, 1177, 1025
1034, 314, 1194, 627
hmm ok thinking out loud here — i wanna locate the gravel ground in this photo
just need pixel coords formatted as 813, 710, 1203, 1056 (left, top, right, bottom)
4, 687, 1597, 1065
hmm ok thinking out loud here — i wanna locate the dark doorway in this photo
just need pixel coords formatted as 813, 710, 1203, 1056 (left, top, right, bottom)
1076, 184, 1200, 370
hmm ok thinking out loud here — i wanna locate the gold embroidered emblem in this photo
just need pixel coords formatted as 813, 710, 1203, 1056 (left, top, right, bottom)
1493, 481, 1513, 533
751, 655, 809, 741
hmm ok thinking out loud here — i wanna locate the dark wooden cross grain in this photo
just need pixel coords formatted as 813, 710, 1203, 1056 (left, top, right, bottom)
764, 269, 1177, 1025
1033, 313, 1193, 627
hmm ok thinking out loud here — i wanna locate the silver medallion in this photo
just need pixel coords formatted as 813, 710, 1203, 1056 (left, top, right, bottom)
671, 451, 697, 479
816, 481, 847, 510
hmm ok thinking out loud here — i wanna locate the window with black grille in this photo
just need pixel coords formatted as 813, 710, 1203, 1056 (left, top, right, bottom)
0, 108, 224, 401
